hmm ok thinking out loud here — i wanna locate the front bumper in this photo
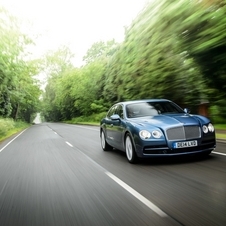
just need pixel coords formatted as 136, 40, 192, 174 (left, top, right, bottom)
135, 138, 216, 158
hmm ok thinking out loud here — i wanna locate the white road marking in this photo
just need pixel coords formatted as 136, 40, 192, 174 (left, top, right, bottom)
212, 151, 226, 156
71, 144, 168, 218
0, 129, 27, 153
54, 132, 57, 135
105, 172, 168, 218
66, 141, 73, 147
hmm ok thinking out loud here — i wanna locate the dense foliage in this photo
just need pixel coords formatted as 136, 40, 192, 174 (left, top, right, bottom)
0, 7, 41, 122
41, 0, 226, 123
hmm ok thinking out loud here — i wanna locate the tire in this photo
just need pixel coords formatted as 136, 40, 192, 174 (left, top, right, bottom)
125, 134, 137, 164
203, 150, 212, 157
101, 130, 112, 151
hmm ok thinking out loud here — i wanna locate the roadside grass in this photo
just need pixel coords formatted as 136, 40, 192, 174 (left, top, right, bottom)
0, 120, 31, 142
216, 133, 226, 140
214, 124, 226, 130
65, 120, 99, 126
64, 113, 105, 126
214, 124, 226, 139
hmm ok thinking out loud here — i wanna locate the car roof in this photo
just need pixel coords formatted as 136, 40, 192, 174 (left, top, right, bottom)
116, 99, 172, 106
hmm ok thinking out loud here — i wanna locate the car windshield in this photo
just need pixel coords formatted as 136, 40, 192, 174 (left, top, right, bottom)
126, 101, 184, 118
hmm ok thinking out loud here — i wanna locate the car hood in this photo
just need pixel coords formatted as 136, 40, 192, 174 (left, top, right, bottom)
129, 114, 209, 130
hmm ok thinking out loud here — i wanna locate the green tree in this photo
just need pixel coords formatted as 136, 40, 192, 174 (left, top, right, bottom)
0, 7, 41, 121
9, 60, 41, 122
83, 39, 119, 64
179, 0, 226, 96
42, 0, 226, 122
103, 0, 222, 108
72, 60, 108, 116
41, 46, 77, 121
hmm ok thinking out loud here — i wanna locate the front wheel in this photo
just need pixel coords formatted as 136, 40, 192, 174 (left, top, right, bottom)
202, 150, 212, 157
125, 134, 137, 164
101, 130, 112, 151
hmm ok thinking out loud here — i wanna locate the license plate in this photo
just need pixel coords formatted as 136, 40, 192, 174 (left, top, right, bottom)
173, 140, 197, 149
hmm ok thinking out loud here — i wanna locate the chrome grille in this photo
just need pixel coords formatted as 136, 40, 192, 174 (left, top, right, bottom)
166, 126, 200, 141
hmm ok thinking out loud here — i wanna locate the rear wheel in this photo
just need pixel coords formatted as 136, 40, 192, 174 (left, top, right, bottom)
101, 130, 112, 151
125, 134, 137, 163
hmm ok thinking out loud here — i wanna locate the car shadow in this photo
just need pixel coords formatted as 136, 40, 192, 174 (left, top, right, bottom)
138, 153, 215, 166
110, 148, 216, 166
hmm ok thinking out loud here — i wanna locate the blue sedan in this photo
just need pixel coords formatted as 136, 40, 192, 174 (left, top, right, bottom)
100, 99, 216, 163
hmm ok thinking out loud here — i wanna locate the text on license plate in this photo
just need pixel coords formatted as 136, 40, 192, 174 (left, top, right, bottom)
173, 140, 198, 149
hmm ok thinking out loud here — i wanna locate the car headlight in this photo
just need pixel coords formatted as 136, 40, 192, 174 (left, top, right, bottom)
152, 130, 162, 138
203, 124, 215, 133
202, 125, 208, 133
139, 130, 162, 139
139, 130, 151, 139
208, 123, 214, 132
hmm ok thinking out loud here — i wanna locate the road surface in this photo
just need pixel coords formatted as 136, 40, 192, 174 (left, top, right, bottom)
0, 123, 225, 226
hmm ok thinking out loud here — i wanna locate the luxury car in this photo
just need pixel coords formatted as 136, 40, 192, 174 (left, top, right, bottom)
100, 99, 216, 163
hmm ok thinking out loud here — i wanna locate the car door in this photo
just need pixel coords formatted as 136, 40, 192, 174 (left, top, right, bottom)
110, 104, 124, 150
104, 105, 117, 146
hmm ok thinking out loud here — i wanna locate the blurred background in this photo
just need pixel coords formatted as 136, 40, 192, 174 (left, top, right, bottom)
0, 0, 225, 125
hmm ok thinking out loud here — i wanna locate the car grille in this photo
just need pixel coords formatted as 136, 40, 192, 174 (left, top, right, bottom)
166, 126, 201, 141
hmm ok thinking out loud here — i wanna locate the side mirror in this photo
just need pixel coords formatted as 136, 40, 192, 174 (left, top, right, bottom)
184, 108, 190, 114
110, 114, 120, 120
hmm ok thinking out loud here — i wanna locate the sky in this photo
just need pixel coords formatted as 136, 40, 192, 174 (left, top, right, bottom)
0, 0, 150, 66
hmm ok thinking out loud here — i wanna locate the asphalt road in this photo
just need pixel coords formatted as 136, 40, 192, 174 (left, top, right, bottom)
0, 123, 225, 226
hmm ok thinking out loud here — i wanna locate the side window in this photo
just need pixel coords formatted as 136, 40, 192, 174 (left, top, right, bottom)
107, 105, 117, 118
116, 105, 124, 119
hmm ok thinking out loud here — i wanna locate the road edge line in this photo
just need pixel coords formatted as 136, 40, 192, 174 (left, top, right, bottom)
105, 171, 168, 218
212, 151, 226, 156
0, 129, 27, 153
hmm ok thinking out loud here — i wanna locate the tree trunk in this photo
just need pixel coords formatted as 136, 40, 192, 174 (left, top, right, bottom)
14, 103, 20, 120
